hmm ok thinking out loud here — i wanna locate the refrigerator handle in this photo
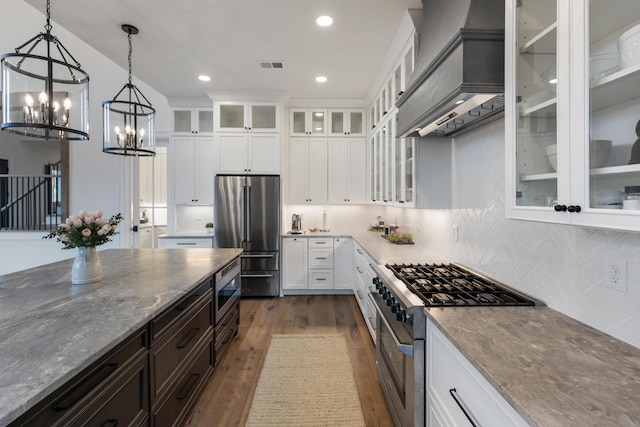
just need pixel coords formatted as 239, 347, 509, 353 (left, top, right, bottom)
244, 184, 252, 243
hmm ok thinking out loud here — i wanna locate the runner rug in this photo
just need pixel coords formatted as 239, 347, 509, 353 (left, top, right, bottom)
245, 333, 366, 427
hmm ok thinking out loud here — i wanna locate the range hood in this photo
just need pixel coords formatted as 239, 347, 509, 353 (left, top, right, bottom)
396, 0, 505, 138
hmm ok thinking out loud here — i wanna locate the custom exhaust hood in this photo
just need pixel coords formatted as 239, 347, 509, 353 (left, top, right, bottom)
396, 0, 505, 138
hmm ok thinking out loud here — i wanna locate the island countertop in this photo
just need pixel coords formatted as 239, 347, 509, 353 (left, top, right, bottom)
0, 248, 242, 426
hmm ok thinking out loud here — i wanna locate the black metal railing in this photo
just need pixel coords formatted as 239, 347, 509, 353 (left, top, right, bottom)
0, 172, 61, 231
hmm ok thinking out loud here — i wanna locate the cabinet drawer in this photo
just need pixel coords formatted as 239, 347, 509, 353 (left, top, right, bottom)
68, 352, 149, 427
158, 238, 213, 248
11, 328, 148, 427
309, 269, 334, 289
308, 248, 333, 268
151, 339, 213, 427
150, 297, 213, 403
308, 237, 332, 247
151, 278, 212, 343
427, 320, 529, 427
214, 301, 239, 365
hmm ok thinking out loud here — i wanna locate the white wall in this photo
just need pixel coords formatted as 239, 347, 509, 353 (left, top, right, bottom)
382, 120, 640, 349
0, 0, 170, 274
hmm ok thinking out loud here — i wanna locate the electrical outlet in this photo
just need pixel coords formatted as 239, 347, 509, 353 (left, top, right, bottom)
606, 257, 627, 293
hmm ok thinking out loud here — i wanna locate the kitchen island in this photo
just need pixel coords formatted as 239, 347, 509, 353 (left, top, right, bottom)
0, 248, 242, 426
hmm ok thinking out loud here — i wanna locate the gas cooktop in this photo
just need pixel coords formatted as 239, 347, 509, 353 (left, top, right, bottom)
385, 263, 540, 307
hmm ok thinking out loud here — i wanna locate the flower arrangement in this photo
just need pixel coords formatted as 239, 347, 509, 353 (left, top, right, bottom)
44, 210, 123, 250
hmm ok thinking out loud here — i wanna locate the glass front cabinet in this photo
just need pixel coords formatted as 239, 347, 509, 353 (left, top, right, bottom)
506, 0, 640, 231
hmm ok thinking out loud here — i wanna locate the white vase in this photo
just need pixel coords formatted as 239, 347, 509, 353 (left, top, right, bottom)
71, 246, 102, 284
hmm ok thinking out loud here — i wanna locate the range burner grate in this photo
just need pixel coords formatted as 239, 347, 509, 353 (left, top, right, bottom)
386, 263, 537, 307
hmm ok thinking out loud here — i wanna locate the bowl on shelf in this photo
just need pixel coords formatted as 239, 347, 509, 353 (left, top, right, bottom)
591, 190, 623, 209
545, 140, 612, 172
540, 67, 557, 94
589, 52, 620, 80
618, 23, 640, 69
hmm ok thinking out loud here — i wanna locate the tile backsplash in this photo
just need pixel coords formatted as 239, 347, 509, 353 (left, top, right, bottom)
385, 120, 640, 349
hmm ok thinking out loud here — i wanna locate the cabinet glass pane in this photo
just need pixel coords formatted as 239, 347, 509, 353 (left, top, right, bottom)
219, 105, 244, 129
514, 0, 559, 208
292, 111, 306, 134
375, 133, 382, 201
404, 46, 413, 87
405, 138, 414, 203
370, 107, 375, 130
311, 110, 325, 134
331, 111, 344, 134
350, 111, 363, 134
588, 0, 640, 210
173, 110, 192, 133
251, 105, 276, 129
396, 138, 403, 202
395, 64, 403, 101
387, 79, 393, 111
370, 136, 376, 201
198, 110, 213, 133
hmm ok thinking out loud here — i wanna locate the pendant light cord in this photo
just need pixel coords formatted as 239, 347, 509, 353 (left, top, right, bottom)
45, 0, 52, 34
128, 31, 133, 86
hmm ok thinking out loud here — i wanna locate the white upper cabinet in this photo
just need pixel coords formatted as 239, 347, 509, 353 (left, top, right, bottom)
217, 133, 280, 175
214, 101, 279, 132
289, 138, 327, 204
327, 138, 366, 204
506, 0, 640, 231
171, 108, 213, 135
290, 108, 327, 136
328, 109, 366, 137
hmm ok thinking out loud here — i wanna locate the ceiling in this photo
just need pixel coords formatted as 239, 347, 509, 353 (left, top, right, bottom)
24, 0, 421, 100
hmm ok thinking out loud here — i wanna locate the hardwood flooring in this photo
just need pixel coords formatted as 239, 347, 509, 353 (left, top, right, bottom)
182, 295, 394, 427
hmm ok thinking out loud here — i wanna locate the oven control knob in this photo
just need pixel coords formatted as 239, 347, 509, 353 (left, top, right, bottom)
382, 291, 391, 300
390, 303, 400, 313
386, 296, 396, 306
378, 286, 386, 295
396, 309, 406, 322
373, 277, 382, 289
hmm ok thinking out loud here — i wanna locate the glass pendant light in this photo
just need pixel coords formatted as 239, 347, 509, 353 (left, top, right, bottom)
102, 24, 155, 157
1, 0, 90, 140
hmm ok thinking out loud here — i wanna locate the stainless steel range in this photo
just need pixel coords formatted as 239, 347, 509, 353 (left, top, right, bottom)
370, 263, 540, 427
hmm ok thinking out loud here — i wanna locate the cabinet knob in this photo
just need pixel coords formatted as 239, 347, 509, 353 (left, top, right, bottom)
568, 205, 582, 213
554, 204, 567, 212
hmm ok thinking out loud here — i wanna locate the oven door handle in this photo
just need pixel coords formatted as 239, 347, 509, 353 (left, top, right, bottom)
241, 274, 275, 278
369, 293, 414, 358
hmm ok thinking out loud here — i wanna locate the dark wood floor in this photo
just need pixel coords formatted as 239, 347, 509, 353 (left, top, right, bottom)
182, 295, 394, 427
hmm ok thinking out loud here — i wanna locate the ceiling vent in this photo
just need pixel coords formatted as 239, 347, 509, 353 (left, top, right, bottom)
259, 61, 285, 69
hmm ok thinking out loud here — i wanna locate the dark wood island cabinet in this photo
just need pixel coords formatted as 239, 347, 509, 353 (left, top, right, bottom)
0, 249, 242, 427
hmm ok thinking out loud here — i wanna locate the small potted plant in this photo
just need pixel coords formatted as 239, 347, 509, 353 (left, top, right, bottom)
205, 222, 214, 233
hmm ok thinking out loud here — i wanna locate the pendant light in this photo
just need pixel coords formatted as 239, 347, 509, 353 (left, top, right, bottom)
1, 0, 90, 140
102, 24, 155, 157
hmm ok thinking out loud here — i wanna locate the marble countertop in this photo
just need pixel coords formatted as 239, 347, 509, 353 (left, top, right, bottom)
311, 229, 640, 426
0, 248, 242, 426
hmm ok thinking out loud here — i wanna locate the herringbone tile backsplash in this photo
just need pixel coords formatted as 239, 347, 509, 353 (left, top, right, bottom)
386, 120, 640, 348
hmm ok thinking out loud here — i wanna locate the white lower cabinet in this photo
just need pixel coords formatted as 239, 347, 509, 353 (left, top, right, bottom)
353, 242, 376, 342
426, 318, 529, 427
333, 238, 353, 290
282, 237, 308, 290
282, 237, 354, 293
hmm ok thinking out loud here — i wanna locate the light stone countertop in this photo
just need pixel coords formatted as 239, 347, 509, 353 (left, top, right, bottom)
292, 229, 640, 427
0, 248, 242, 426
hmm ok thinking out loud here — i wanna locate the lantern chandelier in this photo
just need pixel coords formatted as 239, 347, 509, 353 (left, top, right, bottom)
1, 0, 90, 140
102, 24, 155, 157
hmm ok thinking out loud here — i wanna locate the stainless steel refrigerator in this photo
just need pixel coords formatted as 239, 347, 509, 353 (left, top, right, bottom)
214, 175, 280, 296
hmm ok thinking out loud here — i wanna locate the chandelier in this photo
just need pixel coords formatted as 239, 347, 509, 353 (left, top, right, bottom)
102, 24, 155, 157
1, 0, 90, 140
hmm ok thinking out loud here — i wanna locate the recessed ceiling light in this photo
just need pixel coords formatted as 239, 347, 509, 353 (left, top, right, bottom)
316, 16, 333, 27
198, 75, 211, 82
315, 76, 327, 83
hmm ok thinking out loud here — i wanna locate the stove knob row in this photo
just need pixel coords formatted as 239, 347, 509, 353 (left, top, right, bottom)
373, 277, 382, 289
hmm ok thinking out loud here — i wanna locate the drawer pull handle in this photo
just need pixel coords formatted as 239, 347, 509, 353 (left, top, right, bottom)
356, 248, 363, 254
54, 363, 119, 411
315, 257, 327, 260
177, 242, 198, 245
449, 388, 478, 427
356, 290, 363, 300
356, 266, 363, 274
368, 317, 376, 330
177, 373, 201, 400
176, 328, 200, 349
102, 419, 119, 427
314, 241, 328, 244
315, 277, 327, 281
